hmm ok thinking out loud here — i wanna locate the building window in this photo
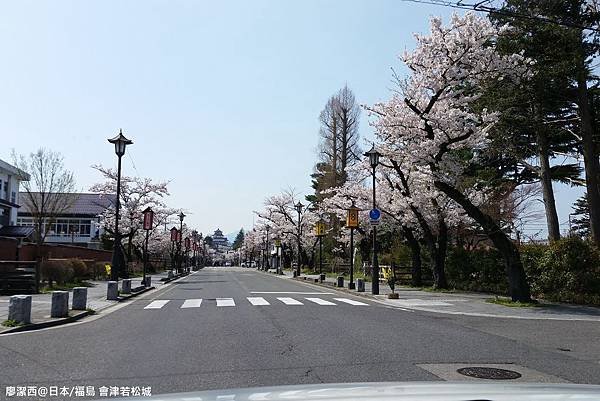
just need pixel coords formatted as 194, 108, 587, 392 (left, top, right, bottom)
56, 219, 70, 236
17, 218, 34, 226
79, 220, 91, 236
11, 191, 16, 203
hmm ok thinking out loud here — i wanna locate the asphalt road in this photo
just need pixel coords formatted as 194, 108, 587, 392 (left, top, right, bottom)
1, 267, 599, 399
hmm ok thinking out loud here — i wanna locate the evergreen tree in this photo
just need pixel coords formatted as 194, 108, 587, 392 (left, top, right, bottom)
232, 229, 245, 250
571, 194, 590, 237
492, 0, 600, 245
489, 0, 584, 242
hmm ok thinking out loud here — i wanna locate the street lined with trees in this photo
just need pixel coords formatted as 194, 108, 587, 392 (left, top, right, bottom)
245, 4, 600, 305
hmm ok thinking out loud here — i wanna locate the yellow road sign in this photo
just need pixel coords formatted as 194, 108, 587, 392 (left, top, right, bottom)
347, 207, 359, 228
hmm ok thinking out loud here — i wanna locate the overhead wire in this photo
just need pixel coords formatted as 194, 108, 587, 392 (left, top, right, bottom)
399, 0, 600, 32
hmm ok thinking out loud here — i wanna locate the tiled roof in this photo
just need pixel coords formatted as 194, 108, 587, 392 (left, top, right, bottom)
0, 225, 34, 238
18, 193, 116, 216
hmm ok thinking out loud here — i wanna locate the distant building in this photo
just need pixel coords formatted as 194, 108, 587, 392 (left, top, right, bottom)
17, 193, 115, 248
0, 159, 30, 228
211, 228, 231, 251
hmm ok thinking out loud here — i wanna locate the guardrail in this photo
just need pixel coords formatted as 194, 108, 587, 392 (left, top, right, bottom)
0, 260, 39, 294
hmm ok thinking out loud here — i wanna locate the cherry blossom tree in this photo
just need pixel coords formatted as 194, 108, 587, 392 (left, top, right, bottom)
90, 165, 176, 272
368, 13, 533, 301
255, 189, 319, 269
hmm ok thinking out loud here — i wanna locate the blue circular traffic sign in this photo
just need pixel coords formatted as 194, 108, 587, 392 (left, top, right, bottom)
369, 208, 381, 221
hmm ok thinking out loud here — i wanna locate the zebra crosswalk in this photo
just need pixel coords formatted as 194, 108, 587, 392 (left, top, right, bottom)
142, 296, 368, 310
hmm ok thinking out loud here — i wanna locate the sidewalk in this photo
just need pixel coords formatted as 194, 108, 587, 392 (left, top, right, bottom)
0, 270, 173, 332
276, 269, 600, 321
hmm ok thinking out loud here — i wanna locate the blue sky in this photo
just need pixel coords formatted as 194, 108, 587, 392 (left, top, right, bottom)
0, 0, 582, 237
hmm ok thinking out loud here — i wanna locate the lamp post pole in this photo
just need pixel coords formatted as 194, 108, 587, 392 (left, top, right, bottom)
294, 201, 304, 277
364, 145, 381, 295
371, 165, 379, 295
178, 212, 185, 273
347, 202, 359, 290
319, 237, 323, 274
315, 220, 325, 275
108, 129, 133, 281
265, 225, 270, 271
141, 207, 153, 286
170, 227, 178, 274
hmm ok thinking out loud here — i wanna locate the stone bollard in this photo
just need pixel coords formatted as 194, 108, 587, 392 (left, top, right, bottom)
167, 270, 174, 279
107, 281, 118, 300
320, 274, 326, 283
51, 291, 69, 318
337, 276, 344, 288
8, 295, 32, 324
357, 278, 365, 292
72, 287, 88, 310
145, 276, 152, 287
121, 279, 132, 294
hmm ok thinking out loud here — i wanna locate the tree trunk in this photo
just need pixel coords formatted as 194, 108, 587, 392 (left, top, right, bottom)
537, 129, 561, 241
434, 180, 532, 302
576, 57, 600, 246
435, 215, 448, 289
403, 227, 422, 287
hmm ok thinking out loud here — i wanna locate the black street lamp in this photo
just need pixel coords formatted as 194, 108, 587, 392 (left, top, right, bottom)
294, 201, 304, 277
108, 129, 133, 281
142, 207, 154, 286
178, 212, 185, 273
364, 144, 381, 295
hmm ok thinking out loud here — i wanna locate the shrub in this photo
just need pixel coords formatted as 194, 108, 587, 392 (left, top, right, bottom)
40, 260, 74, 286
92, 262, 109, 280
445, 247, 507, 294
529, 237, 600, 303
70, 259, 90, 282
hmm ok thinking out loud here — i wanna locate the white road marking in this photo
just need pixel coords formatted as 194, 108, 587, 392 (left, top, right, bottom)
181, 299, 203, 308
216, 298, 235, 307
277, 297, 303, 305
247, 297, 270, 306
251, 291, 334, 295
144, 300, 170, 309
305, 297, 336, 305
334, 298, 369, 306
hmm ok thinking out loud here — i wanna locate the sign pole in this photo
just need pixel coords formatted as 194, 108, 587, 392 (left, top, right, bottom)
349, 227, 355, 289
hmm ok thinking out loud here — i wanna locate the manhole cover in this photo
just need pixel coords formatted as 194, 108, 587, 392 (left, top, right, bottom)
456, 367, 522, 380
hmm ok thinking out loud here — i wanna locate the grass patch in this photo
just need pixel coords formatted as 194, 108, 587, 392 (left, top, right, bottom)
487, 296, 543, 307
86, 308, 96, 315
421, 286, 461, 293
2, 319, 24, 327
40, 281, 94, 293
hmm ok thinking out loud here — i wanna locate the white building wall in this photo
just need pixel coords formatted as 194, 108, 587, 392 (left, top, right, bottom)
0, 167, 25, 226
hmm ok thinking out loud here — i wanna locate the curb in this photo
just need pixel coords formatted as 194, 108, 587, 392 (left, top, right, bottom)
0, 285, 161, 335
160, 272, 190, 283
118, 286, 155, 302
0, 309, 93, 335
291, 276, 378, 298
